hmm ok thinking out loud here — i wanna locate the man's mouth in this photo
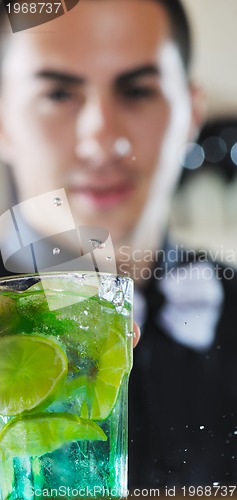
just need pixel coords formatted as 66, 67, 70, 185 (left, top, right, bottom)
69, 183, 134, 209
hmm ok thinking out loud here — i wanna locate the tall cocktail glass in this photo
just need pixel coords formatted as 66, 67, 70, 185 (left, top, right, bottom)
0, 272, 133, 500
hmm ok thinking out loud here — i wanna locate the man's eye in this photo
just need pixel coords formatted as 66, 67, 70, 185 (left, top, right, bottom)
47, 89, 72, 101
123, 86, 157, 100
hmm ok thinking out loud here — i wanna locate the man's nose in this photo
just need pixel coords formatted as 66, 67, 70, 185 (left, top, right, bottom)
74, 94, 129, 167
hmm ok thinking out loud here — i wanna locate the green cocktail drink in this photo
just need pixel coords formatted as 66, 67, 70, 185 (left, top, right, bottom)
0, 272, 133, 500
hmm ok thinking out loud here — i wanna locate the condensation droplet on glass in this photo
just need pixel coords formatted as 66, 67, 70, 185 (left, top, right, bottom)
53, 197, 63, 207
53, 247, 61, 255
89, 239, 105, 250
234, 431, 237, 435
184, 322, 187, 325
106, 256, 112, 262
184, 448, 188, 452
183, 461, 186, 464
196, 315, 199, 318
199, 425, 204, 430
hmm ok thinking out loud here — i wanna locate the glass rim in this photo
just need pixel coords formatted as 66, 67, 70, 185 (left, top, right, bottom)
0, 270, 133, 286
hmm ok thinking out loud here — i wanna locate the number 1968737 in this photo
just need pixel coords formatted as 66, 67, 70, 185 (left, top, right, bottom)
181, 485, 236, 496
5, 3, 62, 14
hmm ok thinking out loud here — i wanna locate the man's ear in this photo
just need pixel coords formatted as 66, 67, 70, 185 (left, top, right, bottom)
188, 83, 207, 142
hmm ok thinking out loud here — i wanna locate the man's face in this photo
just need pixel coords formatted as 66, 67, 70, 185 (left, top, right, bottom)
0, 0, 194, 244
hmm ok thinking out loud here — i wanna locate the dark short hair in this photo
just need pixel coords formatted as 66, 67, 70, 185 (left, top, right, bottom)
0, 0, 192, 72
154, 0, 192, 71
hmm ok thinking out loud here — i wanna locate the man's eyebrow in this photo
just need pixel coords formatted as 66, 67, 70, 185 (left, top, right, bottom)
116, 64, 160, 86
33, 65, 159, 86
33, 70, 86, 85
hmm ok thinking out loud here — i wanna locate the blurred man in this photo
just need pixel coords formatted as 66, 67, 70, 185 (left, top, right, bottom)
0, 0, 237, 490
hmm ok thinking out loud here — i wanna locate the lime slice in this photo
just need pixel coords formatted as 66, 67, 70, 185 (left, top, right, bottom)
80, 328, 129, 420
0, 412, 107, 458
0, 335, 68, 415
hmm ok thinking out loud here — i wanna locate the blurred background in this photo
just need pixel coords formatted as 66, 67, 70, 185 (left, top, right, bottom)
169, 0, 237, 266
1, 0, 237, 266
